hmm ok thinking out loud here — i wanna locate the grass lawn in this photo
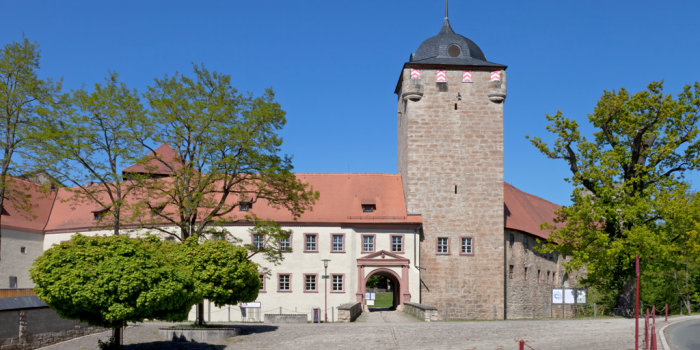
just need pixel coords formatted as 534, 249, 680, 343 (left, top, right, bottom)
369, 292, 394, 308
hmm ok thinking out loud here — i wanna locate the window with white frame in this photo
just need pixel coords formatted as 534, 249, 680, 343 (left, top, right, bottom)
252, 234, 264, 249
305, 275, 317, 292
437, 237, 449, 254
391, 235, 403, 252
279, 235, 291, 251
305, 233, 317, 252
278, 274, 290, 291
331, 274, 344, 292
259, 274, 265, 291
362, 235, 374, 252
331, 234, 344, 252
461, 237, 473, 254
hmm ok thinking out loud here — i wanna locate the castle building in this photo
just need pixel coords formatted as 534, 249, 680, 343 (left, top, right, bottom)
0, 14, 574, 321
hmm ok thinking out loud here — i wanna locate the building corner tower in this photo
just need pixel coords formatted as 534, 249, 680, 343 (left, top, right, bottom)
396, 15, 507, 319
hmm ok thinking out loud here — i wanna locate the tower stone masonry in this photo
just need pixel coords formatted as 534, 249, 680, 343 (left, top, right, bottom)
396, 16, 507, 319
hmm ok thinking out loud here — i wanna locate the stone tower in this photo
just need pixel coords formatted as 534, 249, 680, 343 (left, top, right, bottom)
396, 15, 507, 319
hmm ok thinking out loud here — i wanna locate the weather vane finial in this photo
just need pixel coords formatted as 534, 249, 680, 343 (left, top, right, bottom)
445, 0, 449, 19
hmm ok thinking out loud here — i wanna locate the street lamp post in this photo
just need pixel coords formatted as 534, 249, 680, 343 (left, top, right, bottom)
322, 259, 330, 323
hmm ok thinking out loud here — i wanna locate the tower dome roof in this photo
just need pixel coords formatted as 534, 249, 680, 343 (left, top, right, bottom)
409, 18, 505, 68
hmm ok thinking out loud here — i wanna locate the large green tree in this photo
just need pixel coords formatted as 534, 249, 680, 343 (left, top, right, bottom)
34, 73, 146, 236
0, 38, 59, 260
132, 64, 317, 241
30, 234, 199, 346
129, 65, 317, 324
529, 81, 700, 316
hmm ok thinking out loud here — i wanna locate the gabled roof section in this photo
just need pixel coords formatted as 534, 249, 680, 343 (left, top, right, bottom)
357, 249, 410, 263
123, 144, 181, 176
43, 173, 422, 233
504, 182, 562, 239
1, 177, 56, 233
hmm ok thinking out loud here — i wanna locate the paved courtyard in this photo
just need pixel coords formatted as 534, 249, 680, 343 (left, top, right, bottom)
39, 312, 694, 350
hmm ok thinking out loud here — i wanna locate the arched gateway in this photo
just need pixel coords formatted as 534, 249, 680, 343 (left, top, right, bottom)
356, 250, 411, 310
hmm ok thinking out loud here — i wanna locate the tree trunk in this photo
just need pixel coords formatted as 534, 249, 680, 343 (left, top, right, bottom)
112, 326, 123, 347
612, 276, 636, 317
196, 302, 205, 326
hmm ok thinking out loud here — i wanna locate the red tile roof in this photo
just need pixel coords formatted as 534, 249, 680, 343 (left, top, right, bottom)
5, 170, 562, 240
504, 182, 562, 239
1, 178, 56, 233
122, 144, 182, 176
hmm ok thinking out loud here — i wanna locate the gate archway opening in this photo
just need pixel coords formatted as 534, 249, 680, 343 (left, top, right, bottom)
365, 269, 401, 310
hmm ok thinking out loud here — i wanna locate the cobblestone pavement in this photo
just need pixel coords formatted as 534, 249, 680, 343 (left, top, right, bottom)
40, 315, 696, 350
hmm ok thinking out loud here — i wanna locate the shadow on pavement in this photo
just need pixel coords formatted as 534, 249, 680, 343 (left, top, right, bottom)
236, 325, 279, 335
368, 307, 395, 312
123, 341, 226, 349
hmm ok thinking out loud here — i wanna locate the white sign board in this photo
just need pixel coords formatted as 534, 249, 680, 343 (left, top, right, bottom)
564, 289, 575, 304
576, 290, 587, 304
367, 300, 374, 306
552, 289, 563, 304
240, 302, 261, 308
365, 293, 376, 300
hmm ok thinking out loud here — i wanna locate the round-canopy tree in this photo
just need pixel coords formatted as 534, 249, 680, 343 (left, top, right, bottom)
30, 234, 199, 339
175, 236, 261, 310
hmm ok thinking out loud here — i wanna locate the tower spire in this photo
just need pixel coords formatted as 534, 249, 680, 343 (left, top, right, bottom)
445, 0, 448, 19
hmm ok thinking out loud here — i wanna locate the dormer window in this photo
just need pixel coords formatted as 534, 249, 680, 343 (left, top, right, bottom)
150, 204, 166, 217
93, 208, 109, 221
361, 204, 376, 213
239, 202, 252, 212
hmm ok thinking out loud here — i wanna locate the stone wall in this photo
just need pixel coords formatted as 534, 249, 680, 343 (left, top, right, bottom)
403, 302, 438, 322
505, 229, 583, 319
337, 302, 361, 322
0, 307, 104, 350
263, 314, 307, 324
399, 68, 505, 320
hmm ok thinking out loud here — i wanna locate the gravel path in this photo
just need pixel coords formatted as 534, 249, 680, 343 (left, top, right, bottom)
39, 314, 694, 350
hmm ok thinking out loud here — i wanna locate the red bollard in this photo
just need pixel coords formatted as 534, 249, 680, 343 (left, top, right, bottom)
644, 312, 649, 350
665, 304, 668, 322
519, 340, 524, 350
652, 305, 656, 325
651, 325, 657, 350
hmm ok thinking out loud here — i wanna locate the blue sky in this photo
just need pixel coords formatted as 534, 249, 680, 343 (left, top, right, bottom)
2, 1, 699, 205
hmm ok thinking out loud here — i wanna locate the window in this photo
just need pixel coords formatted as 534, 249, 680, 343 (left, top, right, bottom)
165, 236, 176, 242
537, 269, 541, 283
304, 233, 317, 252
361, 204, 376, 213
93, 208, 109, 221
524, 267, 529, 280
460, 237, 473, 255
331, 274, 344, 292
279, 234, 291, 251
150, 204, 165, 217
252, 234, 264, 249
509, 265, 514, 279
278, 274, 291, 292
212, 234, 225, 241
331, 234, 345, 253
362, 235, 375, 252
239, 202, 252, 212
547, 271, 550, 283
437, 237, 449, 254
259, 274, 266, 292
304, 274, 317, 292
552, 272, 556, 284
20, 246, 27, 254
391, 235, 404, 253
509, 233, 515, 247
9, 276, 17, 289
